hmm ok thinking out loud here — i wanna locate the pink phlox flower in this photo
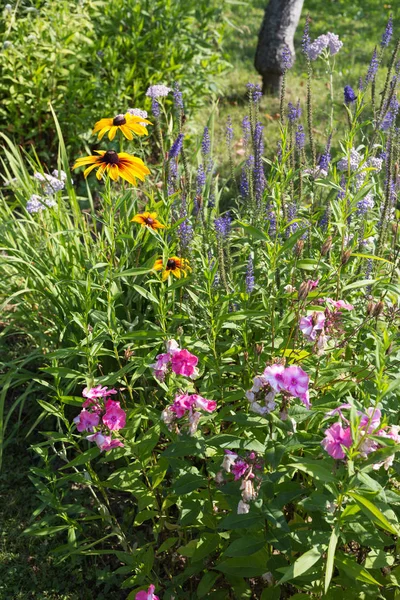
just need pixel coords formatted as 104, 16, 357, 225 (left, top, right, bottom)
102, 400, 126, 431
326, 403, 352, 422
188, 411, 201, 436
73, 409, 100, 432
316, 332, 330, 354
87, 432, 124, 452
359, 407, 381, 433
321, 422, 352, 459
299, 390, 311, 409
171, 393, 195, 418
135, 585, 159, 600
282, 365, 309, 398
358, 433, 379, 458
150, 352, 171, 381
299, 312, 325, 340
191, 394, 217, 413
82, 385, 117, 400
222, 449, 238, 472
326, 298, 354, 311
263, 364, 286, 392
231, 459, 249, 480
171, 348, 199, 378
82, 397, 102, 412
166, 339, 180, 354
307, 279, 319, 289
251, 375, 267, 393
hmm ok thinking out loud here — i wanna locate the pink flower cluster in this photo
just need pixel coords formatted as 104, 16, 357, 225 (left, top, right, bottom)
216, 450, 263, 514
322, 405, 400, 469
135, 585, 159, 600
299, 298, 354, 353
161, 393, 217, 435
246, 363, 310, 414
150, 339, 199, 382
73, 386, 126, 452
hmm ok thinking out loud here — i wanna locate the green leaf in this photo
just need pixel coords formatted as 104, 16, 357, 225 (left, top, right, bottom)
236, 221, 269, 241
347, 492, 400, 536
216, 548, 269, 577
197, 571, 220, 598
172, 473, 206, 495
287, 460, 337, 483
156, 537, 178, 554
219, 511, 264, 530
325, 523, 339, 594
114, 267, 151, 277
276, 546, 322, 585
59, 446, 100, 470
335, 552, 382, 586
224, 536, 265, 557
192, 533, 220, 562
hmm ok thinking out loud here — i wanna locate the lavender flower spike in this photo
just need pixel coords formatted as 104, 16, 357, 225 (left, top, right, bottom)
295, 125, 305, 150
366, 48, 379, 84
215, 212, 231, 238
245, 256, 255, 293
168, 133, 184, 160
281, 44, 293, 71
344, 85, 357, 104
381, 14, 393, 48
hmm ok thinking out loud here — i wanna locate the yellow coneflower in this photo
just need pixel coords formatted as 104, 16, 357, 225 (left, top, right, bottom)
92, 113, 152, 141
131, 212, 165, 230
72, 150, 150, 185
153, 256, 191, 281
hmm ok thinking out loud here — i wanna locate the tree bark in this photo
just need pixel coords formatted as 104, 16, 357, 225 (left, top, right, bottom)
255, 0, 304, 95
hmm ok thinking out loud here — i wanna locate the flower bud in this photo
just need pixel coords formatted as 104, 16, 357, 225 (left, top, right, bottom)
341, 248, 352, 265
240, 479, 256, 502
298, 280, 311, 301
372, 300, 384, 317
366, 300, 375, 316
255, 343, 263, 356
237, 500, 250, 514
321, 236, 332, 256
294, 240, 304, 257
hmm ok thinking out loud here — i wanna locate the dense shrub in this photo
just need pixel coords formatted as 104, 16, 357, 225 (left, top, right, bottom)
2, 17, 400, 599
0, 0, 227, 163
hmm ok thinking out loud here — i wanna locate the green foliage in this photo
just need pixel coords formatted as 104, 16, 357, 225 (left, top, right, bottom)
2, 9, 400, 598
0, 0, 227, 163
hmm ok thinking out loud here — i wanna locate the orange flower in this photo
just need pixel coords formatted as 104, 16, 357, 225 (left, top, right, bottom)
153, 256, 191, 281
72, 150, 150, 185
131, 212, 165, 230
92, 113, 152, 141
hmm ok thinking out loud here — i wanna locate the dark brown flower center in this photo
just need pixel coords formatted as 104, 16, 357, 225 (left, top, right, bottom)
113, 114, 126, 126
102, 150, 120, 165
144, 216, 155, 225
166, 259, 177, 270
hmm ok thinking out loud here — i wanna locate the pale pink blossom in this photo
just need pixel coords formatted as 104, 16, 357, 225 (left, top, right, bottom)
135, 584, 159, 600
251, 375, 267, 392
263, 364, 286, 392
86, 432, 124, 452
299, 312, 325, 341
249, 401, 269, 415
188, 411, 201, 435
240, 479, 256, 501
102, 400, 126, 431
299, 390, 311, 409
171, 349, 199, 378
82, 385, 117, 400
359, 407, 381, 432
73, 409, 100, 432
326, 298, 354, 311
307, 279, 319, 289
321, 422, 352, 459
237, 499, 250, 514
150, 352, 171, 381
166, 339, 180, 354
222, 449, 238, 472
192, 394, 217, 413
282, 365, 309, 398
326, 403, 352, 421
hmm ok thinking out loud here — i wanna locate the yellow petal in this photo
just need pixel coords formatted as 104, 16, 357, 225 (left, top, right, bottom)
120, 125, 133, 141
83, 163, 100, 178
72, 155, 99, 169
92, 118, 113, 133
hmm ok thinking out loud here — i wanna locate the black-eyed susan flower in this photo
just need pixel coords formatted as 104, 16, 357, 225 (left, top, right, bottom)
131, 212, 165, 230
92, 113, 152, 141
72, 150, 150, 185
153, 256, 191, 281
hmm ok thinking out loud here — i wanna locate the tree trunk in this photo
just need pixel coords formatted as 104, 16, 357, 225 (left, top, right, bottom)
255, 0, 304, 95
